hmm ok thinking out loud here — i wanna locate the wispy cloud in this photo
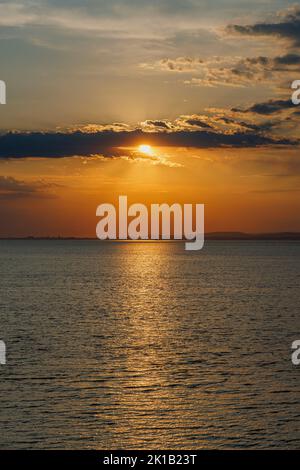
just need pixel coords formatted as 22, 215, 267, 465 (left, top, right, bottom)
0, 175, 58, 199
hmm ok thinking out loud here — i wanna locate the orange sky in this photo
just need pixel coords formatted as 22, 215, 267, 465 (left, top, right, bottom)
1, 145, 300, 237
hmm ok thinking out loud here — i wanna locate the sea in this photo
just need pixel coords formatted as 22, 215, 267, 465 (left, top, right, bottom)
0, 240, 299, 449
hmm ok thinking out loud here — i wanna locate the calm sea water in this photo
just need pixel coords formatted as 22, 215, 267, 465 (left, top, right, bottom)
0, 240, 299, 449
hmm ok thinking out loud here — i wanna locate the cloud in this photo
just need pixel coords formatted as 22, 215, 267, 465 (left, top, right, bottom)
227, 6, 300, 46
233, 99, 295, 115
0, 1, 277, 34
183, 118, 213, 129
0, 2, 180, 40
0, 119, 296, 161
138, 7, 300, 90
140, 57, 204, 72
142, 53, 300, 88
273, 53, 300, 65
141, 120, 173, 131
0, 175, 57, 200
0, 0, 270, 44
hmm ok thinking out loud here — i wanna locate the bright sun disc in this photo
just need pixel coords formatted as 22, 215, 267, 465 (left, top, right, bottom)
138, 144, 153, 156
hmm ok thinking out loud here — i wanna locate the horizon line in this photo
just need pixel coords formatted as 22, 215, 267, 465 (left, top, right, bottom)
1, 232, 300, 241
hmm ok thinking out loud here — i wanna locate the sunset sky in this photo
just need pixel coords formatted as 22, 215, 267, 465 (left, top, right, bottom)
0, 0, 300, 236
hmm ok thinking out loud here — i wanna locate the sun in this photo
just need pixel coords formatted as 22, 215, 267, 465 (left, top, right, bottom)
138, 144, 154, 156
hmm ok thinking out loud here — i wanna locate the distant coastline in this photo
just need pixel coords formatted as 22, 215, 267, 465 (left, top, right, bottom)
1, 233, 300, 241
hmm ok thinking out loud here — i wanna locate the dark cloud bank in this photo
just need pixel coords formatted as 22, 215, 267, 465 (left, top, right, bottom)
233, 99, 296, 115
228, 7, 300, 46
0, 127, 296, 160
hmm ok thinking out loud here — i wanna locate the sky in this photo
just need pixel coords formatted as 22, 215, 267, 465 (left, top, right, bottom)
0, 0, 300, 236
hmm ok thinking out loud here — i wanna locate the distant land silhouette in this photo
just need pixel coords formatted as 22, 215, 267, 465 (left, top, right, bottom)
1, 233, 300, 240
